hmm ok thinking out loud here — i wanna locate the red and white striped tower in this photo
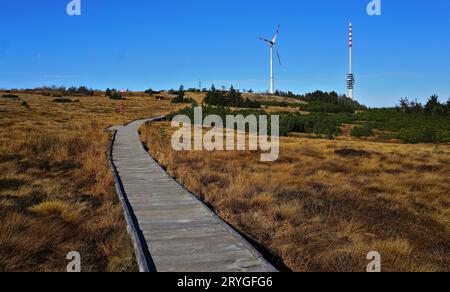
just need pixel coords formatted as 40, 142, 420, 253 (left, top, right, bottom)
347, 22, 355, 99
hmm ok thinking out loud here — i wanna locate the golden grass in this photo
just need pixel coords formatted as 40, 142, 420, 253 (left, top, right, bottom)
242, 93, 308, 104
141, 122, 450, 272
28, 201, 82, 224
0, 90, 179, 272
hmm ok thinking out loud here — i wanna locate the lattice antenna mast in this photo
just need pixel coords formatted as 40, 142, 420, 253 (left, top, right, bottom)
347, 22, 355, 99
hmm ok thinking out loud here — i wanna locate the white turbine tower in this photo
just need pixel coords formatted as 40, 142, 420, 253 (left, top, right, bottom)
259, 25, 281, 95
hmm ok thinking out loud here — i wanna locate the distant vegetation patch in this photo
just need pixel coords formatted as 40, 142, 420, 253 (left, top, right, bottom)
168, 94, 450, 144
345, 105, 450, 143
144, 88, 162, 95
275, 90, 365, 114
170, 86, 197, 105
301, 101, 357, 114
259, 100, 305, 108
31, 86, 95, 96
105, 88, 126, 100
168, 105, 340, 138
2, 94, 19, 99
350, 125, 375, 138
335, 148, 372, 158
279, 113, 340, 138
204, 85, 261, 108
0, 178, 26, 192
109, 95, 125, 101
53, 98, 80, 103
167, 105, 263, 122
393, 128, 450, 144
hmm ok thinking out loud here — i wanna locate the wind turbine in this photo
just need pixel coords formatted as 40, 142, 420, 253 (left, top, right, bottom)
259, 25, 281, 95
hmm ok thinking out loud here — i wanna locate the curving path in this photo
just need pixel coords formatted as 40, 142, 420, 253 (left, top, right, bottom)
109, 117, 276, 272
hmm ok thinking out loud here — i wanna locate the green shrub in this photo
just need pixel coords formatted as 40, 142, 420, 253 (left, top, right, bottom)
144, 88, 161, 95
279, 113, 340, 137
106, 89, 125, 100
396, 128, 450, 144
171, 89, 195, 104
350, 125, 374, 137
171, 97, 197, 104
109, 93, 125, 100
353, 109, 450, 132
21, 101, 30, 108
171, 86, 197, 104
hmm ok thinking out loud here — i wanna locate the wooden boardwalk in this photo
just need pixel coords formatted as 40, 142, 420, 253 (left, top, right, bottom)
109, 117, 276, 272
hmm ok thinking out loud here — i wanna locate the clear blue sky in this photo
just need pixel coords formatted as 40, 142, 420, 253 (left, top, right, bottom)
1, 0, 449, 107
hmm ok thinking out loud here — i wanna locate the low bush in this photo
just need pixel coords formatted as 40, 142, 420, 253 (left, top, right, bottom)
109, 93, 125, 100
171, 90, 197, 105
106, 88, 125, 100
144, 88, 161, 95
171, 97, 197, 104
170, 85, 196, 104
350, 125, 374, 137
395, 128, 450, 144
279, 113, 341, 137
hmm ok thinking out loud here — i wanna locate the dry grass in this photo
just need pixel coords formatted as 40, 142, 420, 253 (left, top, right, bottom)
141, 122, 450, 272
262, 106, 301, 114
242, 93, 308, 104
0, 91, 178, 272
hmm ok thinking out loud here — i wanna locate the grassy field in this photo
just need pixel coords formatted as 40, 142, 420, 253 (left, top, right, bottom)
0, 90, 178, 272
141, 121, 450, 272
1, 88, 449, 272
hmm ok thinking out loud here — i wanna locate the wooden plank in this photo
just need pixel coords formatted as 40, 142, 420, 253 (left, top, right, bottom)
110, 117, 276, 272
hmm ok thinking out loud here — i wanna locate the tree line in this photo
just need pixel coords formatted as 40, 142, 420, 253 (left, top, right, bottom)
203, 85, 261, 108
30, 86, 95, 96
398, 95, 450, 116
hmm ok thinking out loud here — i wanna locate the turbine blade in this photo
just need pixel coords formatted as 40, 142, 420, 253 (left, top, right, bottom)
259, 37, 272, 44
276, 47, 282, 66
272, 25, 280, 43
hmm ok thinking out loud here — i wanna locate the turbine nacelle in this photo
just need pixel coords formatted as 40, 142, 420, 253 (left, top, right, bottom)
259, 25, 280, 47
259, 26, 282, 66
259, 38, 275, 46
